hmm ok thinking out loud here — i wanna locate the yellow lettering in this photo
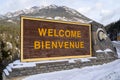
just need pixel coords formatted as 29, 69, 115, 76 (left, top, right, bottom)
64, 42, 69, 48
34, 41, 40, 49
71, 31, 76, 38
38, 28, 47, 36
48, 29, 53, 37
74, 42, 79, 48
37, 28, 82, 38
69, 42, 75, 48
65, 30, 70, 38
58, 41, 63, 48
80, 42, 84, 48
45, 41, 50, 49
51, 41, 57, 48
54, 29, 58, 37
77, 31, 81, 38
34, 41, 85, 49
41, 41, 44, 49
59, 29, 64, 37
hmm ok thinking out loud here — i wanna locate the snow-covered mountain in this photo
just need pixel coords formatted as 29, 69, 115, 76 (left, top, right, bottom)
0, 15, 6, 20
0, 5, 92, 23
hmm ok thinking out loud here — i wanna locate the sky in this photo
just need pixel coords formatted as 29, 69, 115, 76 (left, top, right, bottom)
0, 0, 120, 25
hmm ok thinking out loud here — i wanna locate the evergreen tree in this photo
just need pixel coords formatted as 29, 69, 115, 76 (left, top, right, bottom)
105, 19, 120, 41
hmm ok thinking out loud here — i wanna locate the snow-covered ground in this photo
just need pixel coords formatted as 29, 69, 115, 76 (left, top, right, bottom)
23, 41, 120, 80
3, 41, 120, 80
23, 59, 120, 80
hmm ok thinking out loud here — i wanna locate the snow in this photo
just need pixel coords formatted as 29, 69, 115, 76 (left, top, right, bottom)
68, 59, 76, 63
104, 48, 113, 52
6, 66, 12, 72
68, 58, 91, 63
96, 49, 113, 53
96, 50, 104, 53
13, 10, 24, 17
47, 5, 57, 9
3, 60, 36, 75
80, 58, 90, 62
3, 41, 120, 79
87, 57, 97, 59
73, 17, 85, 23
54, 16, 67, 21
23, 59, 120, 80
3, 57, 95, 76
3, 69, 9, 76
7, 57, 94, 69
23, 41, 120, 80
63, 6, 81, 17
9, 58, 93, 69
46, 17, 53, 19
8, 60, 36, 69
5, 12, 13, 18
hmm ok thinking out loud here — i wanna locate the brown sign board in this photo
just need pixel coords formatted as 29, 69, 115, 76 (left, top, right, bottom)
21, 16, 92, 62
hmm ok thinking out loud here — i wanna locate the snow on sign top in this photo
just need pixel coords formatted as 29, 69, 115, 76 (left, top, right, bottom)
21, 16, 92, 62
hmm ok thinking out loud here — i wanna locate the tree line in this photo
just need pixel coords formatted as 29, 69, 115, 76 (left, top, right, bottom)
105, 19, 120, 41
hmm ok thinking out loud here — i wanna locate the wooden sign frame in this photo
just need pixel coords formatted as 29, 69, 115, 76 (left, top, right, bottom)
21, 16, 92, 62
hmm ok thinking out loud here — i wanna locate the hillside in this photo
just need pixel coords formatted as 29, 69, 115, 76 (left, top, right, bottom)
105, 19, 120, 41
0, 5, 103, 60
0, 5, 103, 80
1, 5, 91, 23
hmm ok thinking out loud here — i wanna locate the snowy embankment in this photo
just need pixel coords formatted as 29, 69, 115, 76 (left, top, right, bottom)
23, 41, 120, 80
3, 57, 95, 76
23, 60, 120, 80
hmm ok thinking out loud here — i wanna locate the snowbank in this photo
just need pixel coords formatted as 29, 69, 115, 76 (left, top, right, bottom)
4, 41, 120, 79
22, 41, 120, 80
23, 59, 120, 80
3, 57, 96, 76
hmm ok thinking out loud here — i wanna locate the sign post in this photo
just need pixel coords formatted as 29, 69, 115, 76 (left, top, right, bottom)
21, 16, 92, 62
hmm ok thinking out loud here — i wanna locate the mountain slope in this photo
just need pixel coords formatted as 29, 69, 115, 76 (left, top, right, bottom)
0, 5, 92, 23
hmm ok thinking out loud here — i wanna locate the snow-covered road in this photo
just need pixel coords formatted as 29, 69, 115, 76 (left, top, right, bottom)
23, 41, 120, 80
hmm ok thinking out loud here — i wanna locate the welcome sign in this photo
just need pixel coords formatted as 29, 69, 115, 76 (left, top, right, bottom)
21, 16, 92, 62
